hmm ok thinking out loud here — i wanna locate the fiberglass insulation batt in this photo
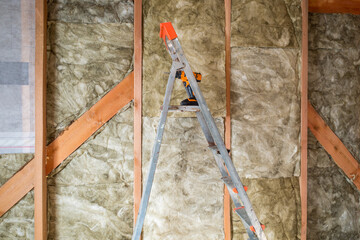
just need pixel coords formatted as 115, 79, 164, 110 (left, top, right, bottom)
230, 0, 301, 239
46, 0, 134, 143
48, 104, 134, 239
0, 153, 34, 239
47, 0, 134, 238
308, 13, 360, 240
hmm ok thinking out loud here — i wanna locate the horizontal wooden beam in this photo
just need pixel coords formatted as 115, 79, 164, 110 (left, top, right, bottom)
0, 72, 134, 217
308, 101, 360, 190
309, 0, 360, 15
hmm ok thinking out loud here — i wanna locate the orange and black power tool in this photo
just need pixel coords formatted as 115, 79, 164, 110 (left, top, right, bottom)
175, 70, 202, 106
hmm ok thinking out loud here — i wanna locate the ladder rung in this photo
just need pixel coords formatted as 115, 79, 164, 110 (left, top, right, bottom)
209, 145, 231, 155
234, 206, 252, 226
222, 176, 248, 194
233, 206, 244, 212
208, 144, 217, 150
221, 176, 234, 187
160, 105, 200, 112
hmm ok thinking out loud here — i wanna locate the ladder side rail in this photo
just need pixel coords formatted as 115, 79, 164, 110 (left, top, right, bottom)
172, 39, 267, 240
184, 62, 266, 240
195, 112, 215, 145
132, 64, 178, 240
211, 152, 257, 240
196, 110, 257, 239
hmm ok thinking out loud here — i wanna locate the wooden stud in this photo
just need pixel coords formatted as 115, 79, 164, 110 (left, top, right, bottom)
224, 0, 232, 239
0, 72, 134, 217
309, 0, 360, 15
134, 0, 142, 228
34, 0, 47, 238
308, 102, 360, 189
300, 1, 308, 239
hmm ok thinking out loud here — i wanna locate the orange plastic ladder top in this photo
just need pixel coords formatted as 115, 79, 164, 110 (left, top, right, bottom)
159, 22, 177, 44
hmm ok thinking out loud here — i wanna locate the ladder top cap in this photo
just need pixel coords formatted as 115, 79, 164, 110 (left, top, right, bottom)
160, 22, 178, 43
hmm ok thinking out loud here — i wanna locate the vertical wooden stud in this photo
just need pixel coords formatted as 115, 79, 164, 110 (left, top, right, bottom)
224, 0, 232, 239
134, 0, 143, 229
34, 0, 47, 239
300, 0, 308, 239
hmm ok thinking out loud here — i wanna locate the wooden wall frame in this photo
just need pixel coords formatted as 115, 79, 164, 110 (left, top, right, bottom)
2, 1, 313, 239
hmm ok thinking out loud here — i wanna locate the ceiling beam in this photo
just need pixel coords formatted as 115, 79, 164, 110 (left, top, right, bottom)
0, 72, 134, 217
309, 0, 360, 15
308, 101, 360, 190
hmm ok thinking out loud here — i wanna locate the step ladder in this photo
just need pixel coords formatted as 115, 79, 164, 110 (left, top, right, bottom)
132, 22, 267, 240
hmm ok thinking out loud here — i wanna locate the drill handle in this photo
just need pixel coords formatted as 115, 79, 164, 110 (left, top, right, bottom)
183, 82, 195, 99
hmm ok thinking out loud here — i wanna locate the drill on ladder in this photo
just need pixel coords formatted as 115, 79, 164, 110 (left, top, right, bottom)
132, 22, 268, 240
176, 70, 202, 105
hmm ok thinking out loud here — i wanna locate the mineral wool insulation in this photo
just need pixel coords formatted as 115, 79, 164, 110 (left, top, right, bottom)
46, 0, 135, 239
142, 117, 225, 239
48, 103, 134, 239
230, 0, 301, 239
0, 0, 304, 239
46, 0, 134, 143
143, 0, 226, 118
308, 13, 360, 240
0, 154, 34, 239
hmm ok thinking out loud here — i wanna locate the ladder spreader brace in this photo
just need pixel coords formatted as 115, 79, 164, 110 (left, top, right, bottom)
132, 22, 268, 240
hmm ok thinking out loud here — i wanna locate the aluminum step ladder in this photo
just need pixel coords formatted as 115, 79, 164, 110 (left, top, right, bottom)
132, 22, 267, 240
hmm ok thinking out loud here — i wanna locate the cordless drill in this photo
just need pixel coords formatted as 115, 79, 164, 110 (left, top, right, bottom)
175, 70, 202, 106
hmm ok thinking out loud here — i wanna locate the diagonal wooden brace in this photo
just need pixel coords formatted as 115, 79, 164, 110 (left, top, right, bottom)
308, 101, 360, 190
